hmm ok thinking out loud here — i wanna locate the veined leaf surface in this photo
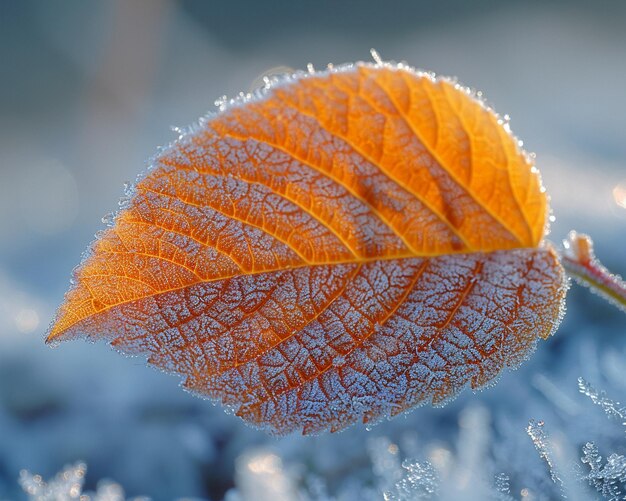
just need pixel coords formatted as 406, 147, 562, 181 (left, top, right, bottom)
48, 62, 567, 434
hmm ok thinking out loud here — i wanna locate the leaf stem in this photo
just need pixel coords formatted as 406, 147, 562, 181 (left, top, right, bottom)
560, 231, 626, 312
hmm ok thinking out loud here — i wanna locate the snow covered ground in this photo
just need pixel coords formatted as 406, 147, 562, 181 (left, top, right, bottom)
1, 1, 625, 499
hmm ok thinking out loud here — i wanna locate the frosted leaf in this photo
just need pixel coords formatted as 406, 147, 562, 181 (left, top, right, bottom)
48, 61, 567, 434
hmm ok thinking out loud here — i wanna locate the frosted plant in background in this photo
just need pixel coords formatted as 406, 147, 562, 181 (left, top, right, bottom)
224, 448, 298, 501
524, 376, 626, 500
368, 436, 404, 495
18, 462, 145, 501
383, 460, 438, 500
526, 419, 564, 493
336, 405, 515, 500
576, 378, 626, 499
492, 473, 515, 501
294, 394, 626, 500
579, 442, 626, 500
16, 374, 626, 501
526, 415, 596, 500
368, 435, 438, 500
578, 377, 626, 428
19, 462, 87, 501
437, 406, 492, 500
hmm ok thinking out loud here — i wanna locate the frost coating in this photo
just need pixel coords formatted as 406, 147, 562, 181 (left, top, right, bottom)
54, 248, 566, 434
48, 61, 550, 342
47, 61, 565, 434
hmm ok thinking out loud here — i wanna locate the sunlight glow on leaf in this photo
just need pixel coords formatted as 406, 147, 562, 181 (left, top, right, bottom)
47, 60, 567, 434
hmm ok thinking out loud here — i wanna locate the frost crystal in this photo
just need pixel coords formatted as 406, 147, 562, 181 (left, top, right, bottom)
578, 377, 626, 428
383, 459, 439, 500
493, 473, 515, 501
580, 442, 626, 500
18, 463, 143, 501
230, 448, 298, 501
577, 377, 626, 499
19, 462, 87, 501
526, 419, 565, 495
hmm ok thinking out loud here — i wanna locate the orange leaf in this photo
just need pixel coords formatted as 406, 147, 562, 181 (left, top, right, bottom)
47, 61, 567, 434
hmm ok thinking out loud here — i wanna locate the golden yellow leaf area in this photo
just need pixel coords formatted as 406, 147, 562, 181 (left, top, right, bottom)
48, 63, 566, 434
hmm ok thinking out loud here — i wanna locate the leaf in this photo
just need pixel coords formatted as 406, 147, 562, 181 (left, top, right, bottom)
47, 61, 567, 434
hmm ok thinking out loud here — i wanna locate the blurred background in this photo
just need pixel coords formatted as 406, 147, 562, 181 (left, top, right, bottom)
1, 1, 625, 499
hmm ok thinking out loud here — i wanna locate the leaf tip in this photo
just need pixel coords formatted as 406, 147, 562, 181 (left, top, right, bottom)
45, 322, 64, 347
45, 306, 76, 346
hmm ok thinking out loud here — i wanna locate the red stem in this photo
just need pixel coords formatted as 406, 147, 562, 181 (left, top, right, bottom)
560, 231, 626, 313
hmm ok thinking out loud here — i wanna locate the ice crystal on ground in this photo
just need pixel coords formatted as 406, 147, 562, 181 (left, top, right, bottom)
526, 419, 565, 497
579, 442, 626, 500
578, 377, 626, 428
18, 463, 145, 501
226, 448, 298, 501
492, 473, 515, 501
575, 377, 626, 499
19, 462, 87, 501
383, 459, 438, 500
525, 375, 626, 501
